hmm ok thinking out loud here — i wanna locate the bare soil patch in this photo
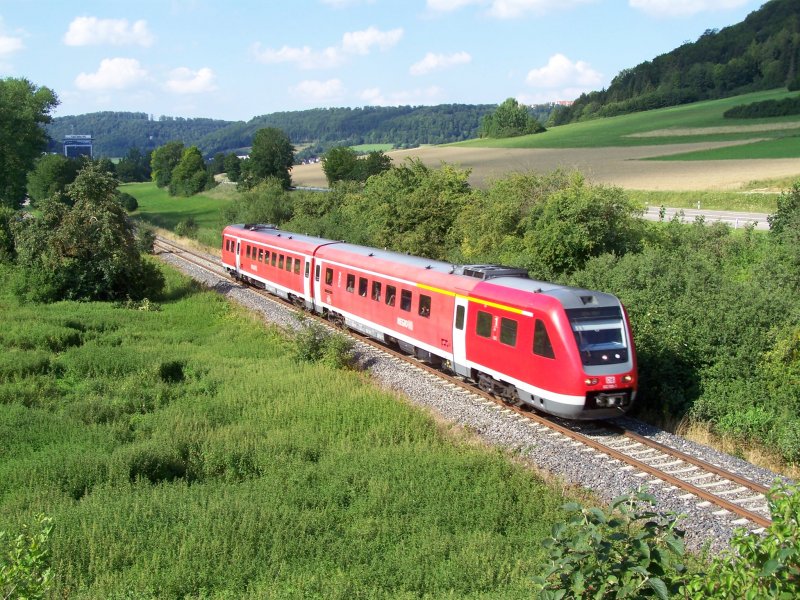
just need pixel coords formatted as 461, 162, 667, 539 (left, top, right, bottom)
291, 141, 800, 191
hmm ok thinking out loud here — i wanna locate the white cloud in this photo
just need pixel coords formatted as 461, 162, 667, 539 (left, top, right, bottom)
289, 79, 345, 103
426, 0, 483, 11
526, 53, 602, 88
488, 0, 594, 18
165, 67, 217, 94
410, 51, 471, 75
359, 85, 443, 106
427, 0, 594, 17
629, 0, 749, 17
0, 34, 23, 57
341, 26, 403, 55
64, 17, 154, 47
75, 57, 149, 90
251, 43, 343, 69
253, 26, 402, 69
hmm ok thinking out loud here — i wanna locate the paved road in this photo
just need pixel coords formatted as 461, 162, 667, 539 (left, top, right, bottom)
642, 206, 771, 230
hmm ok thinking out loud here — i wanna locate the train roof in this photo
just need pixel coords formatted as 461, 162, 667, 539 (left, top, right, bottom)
225, 224, 337, 248
478, 277, 622, 311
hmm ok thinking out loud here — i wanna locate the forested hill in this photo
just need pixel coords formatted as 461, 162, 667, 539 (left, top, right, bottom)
46, 104, 497, 159
552, 0, 800, 125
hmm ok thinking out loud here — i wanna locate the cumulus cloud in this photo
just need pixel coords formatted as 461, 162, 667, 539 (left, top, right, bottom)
64, 17, 154, 47
289, 79, 345, 103
341, 26, 403, 55
410, 51, 471, 75
0, 34, 23, 58
629, 0, 749, 17
359, 85, 443, 106
427, 0, 593, 17
165, 67, 217, 94
75, 57, 148, 90
253, 26, 402, 69
526, 53, 602, 88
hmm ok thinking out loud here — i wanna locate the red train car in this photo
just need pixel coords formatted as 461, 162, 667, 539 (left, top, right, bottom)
222, 224, 636, 419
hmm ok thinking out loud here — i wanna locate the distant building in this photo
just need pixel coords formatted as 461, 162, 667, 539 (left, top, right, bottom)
64, 134, 93, 159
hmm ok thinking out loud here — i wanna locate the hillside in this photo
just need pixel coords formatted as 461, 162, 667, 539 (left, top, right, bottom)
45, 104, 500, 159
552, 0, 800, 124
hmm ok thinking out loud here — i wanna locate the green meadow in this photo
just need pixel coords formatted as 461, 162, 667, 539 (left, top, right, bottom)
454, 89, 800, 153
0, 262, 570, 598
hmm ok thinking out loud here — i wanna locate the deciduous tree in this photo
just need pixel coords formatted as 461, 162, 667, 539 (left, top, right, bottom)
169, 146, 211, 196
150, 141, 185, 188
12, 162, 164, 302
0, 77, 59, 208
239, 127, 294, 190
26, 154, 82, 206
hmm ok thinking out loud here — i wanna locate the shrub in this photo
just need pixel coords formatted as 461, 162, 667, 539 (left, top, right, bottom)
293, 320, 355, 369
533, 489, 687, 599
174, 218, 198, 239
117, 191, 138, 212
0, 514, 54, 600
686, 481, 800, 598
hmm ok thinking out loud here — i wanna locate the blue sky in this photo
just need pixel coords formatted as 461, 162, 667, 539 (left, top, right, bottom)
1, 0, 765, 122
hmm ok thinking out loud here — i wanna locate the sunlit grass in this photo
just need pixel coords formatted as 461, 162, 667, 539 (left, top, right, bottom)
0, 262, 569, 598
626, 189, 779, 213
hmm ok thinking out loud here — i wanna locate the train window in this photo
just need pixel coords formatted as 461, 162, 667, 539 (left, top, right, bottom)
271, 253, 277, 267
533, 319, 556, 359
418, 294, 431, 318
294, 259, 301, 275
285, 257, 292, 271
386, 285, 396, 306
400, 290, 412, 312
325, 268, 333, 285
279, 255, 284, 269
346, 274, 355, 292
305, 262, 311, 278
258, 248, 264, 262
359, 277, 368, 297
455, 305, 465, 330
476, 311, 492, 338
246, 246, 251, 258
371, 281, 381, 301
500, 318, 517, 347
264, 251, 270, 263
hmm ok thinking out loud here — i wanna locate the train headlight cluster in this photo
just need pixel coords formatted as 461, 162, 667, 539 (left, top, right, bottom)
584, 377, 599, 385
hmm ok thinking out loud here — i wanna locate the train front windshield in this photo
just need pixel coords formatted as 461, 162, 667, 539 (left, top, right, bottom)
567, 308, 629, 366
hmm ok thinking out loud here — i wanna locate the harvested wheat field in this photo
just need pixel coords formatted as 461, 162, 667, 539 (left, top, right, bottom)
292, 141, 800, 191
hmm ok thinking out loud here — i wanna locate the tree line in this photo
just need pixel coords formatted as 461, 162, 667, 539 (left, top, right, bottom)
551, 0, 800, 125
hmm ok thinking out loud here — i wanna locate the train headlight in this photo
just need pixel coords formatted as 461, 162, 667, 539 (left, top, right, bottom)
584, 377, 599, 386
622, 375, 633, 383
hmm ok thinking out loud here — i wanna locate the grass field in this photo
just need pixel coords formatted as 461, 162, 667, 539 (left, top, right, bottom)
453, 89, 800, 151
647, 135, 800, 161
350, 143, 394, 152
0, 262, 572, 598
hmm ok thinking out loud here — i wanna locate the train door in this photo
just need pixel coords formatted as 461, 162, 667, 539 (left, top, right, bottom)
451, 295, 469, 376
303, 257, 313, 307
235, 240, 241, 274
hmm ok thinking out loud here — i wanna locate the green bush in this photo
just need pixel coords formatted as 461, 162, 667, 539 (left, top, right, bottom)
533, 489, 687, 599
174, 217, 198, 238
292, 320, 355, 369
0, 514, 53, 600
117, 191, 138, 212
686, 481, 800, 598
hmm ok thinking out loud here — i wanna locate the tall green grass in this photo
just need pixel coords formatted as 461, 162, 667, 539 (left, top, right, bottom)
0, 262, 569, 598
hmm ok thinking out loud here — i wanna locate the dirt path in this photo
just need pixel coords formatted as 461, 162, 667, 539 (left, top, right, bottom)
292, 141, 800, 191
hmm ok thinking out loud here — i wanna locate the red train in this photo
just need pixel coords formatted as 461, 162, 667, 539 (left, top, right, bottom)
222, 224, 637, 419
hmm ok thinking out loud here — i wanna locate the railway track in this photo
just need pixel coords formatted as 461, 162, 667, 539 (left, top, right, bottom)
154, 236, 774, 530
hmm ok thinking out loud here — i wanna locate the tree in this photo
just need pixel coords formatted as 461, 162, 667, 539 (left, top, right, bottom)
479, 97, 545, 138
115, 147, 151, 183
768, 179, 800, 235
239, 127, 294, 190
359, 150, 393, 180
26, 154, 82, 205
150, 141, 184, 188
0, 77, 59, 208
322, 146, 359, 185
12, 162, 164, 302
168, 146, 212, 196
223, 152, 241, 182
